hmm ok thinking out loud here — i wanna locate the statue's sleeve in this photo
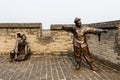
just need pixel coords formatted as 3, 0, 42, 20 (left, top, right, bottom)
62, 26, 75, 33
84, 27, 104, 34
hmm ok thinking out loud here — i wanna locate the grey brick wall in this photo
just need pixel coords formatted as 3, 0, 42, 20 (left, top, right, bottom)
87, 29, 120, 70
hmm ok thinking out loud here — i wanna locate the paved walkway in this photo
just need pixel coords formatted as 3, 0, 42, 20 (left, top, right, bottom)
0, 54, 120, 80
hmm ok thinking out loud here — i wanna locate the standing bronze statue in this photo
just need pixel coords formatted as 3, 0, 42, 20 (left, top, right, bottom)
62, 17, 107, 71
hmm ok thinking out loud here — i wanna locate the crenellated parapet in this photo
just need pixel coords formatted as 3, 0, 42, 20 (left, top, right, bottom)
0, 23, 42, 54
86, 20, 120, 29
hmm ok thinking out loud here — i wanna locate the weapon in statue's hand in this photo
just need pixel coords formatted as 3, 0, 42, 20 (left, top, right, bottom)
98, 33, 101, 41
98, 30, 108, 41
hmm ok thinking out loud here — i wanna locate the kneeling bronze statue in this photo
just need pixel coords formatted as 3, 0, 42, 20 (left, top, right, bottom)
9, 33, 31, 62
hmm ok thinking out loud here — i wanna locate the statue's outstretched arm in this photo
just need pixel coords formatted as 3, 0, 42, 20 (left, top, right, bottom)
84, 27, 108, 41
62, 26, 75, 33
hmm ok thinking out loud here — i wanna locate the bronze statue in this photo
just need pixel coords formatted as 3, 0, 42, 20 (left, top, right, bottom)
9, 33, 31, 62
62, 17, 107, 71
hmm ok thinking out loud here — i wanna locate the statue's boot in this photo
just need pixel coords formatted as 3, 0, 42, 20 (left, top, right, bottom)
89, 63, 99, 71
75, 61, 81, 70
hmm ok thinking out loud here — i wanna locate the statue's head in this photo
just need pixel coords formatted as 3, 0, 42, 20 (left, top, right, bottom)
74, 17, 82, 28
17, 33, 21, 38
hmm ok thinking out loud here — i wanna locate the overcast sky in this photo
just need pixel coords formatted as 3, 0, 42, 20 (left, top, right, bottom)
0, 0, 120, 29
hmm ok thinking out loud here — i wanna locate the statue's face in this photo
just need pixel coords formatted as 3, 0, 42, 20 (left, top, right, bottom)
76, 20, 82, 28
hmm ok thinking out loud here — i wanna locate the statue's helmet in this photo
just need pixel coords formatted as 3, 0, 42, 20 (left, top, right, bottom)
74, 17, 81, 23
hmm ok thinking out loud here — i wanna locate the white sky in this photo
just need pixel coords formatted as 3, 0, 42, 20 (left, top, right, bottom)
0, 0, 120, 29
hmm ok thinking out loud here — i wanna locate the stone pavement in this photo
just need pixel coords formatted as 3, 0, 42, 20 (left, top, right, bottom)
0, 54, 120, 80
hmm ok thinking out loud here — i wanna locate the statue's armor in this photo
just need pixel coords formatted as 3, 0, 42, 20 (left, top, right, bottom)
62, 25, 104, 66
18, 40, 25, 52
73, 26, 103, 48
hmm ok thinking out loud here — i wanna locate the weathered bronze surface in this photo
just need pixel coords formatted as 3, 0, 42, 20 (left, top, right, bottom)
62, 17, 107, 70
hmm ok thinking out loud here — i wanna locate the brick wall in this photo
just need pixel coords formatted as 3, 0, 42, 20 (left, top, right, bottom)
0, 23, 73, 55
87, 29, 120, 70
35, 30, 72, 54
0, 23, 42, 54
